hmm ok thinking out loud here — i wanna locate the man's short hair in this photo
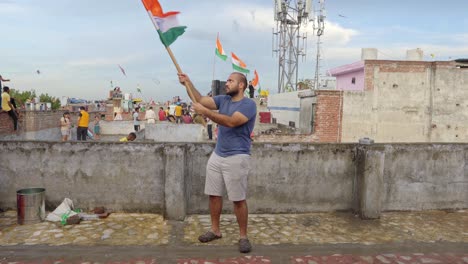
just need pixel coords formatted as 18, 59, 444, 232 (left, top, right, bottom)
150, 107, 153, 110
79, 106, 85, 110
3, 86, 9, 92
129, 132, 137, 139
231, 72, 247, 90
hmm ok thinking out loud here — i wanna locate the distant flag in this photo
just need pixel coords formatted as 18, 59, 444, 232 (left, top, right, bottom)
231, 52, 250, 74
118, 65, 127, 77
430, 53, 435, 59
252, 70, 259, 89
215, 34, 227, 61
142, 0, 187, 47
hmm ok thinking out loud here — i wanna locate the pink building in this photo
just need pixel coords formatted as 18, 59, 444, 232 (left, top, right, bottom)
328, 61, 365, 91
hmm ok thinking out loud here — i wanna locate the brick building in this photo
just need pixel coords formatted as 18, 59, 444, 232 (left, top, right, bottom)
268, 50, 468, 143
322, 57, 468, 142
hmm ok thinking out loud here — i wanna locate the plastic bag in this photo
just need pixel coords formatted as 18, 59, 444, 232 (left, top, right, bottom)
45, 198, 78, 223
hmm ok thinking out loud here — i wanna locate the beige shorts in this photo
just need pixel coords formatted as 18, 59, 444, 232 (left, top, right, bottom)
205, 152, 251, 201
61, 129, 70, 136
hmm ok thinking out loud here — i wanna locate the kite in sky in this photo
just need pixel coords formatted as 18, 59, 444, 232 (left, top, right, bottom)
118, 65, 127, 77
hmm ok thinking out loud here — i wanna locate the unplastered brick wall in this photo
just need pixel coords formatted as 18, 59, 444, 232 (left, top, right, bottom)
0, 111, 24, 134
0, 110, 100, 135
313, 90, 343, 143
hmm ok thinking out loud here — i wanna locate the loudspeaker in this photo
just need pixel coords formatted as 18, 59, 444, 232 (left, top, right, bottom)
211, 80, 227, 96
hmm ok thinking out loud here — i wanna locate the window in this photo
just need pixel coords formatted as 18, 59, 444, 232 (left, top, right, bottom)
351, 77, 356, 84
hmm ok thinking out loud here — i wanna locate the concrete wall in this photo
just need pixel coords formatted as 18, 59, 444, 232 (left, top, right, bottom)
0, 141, 466, 219
100, 120, 146, 135
431, 65, 468, 142
268, 91, 300, 127
382, 144, 467, 211
341, 61, 468, 143
145, 123, 206, 142
0, 141, 166, 213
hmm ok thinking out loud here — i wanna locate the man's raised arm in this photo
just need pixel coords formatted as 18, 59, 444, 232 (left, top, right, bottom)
177, 73, 217, 110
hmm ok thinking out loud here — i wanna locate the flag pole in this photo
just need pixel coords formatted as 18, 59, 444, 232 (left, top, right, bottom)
212, 33, 218, 83
145, 9, 197, 103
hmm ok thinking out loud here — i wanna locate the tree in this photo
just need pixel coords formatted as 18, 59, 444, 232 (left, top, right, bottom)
9, 89, 36, 106
9, 89, 61, 110
297, 79, 314, 90
39, 93, 61, 110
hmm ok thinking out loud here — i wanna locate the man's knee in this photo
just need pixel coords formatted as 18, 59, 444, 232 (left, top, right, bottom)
233, 200, 246, 207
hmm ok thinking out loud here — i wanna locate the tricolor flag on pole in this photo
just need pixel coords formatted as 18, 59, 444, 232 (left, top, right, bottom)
231, 52, 250, 74
142, 0, 187, 47
252, 70, 259, 89
215, 34, 227, 61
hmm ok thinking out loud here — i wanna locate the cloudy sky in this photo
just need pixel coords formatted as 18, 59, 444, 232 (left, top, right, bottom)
1, 0, 467, 101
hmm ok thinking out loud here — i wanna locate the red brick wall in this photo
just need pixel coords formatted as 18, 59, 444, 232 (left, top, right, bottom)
0, 110, 102, 135
313, 90, 343, 143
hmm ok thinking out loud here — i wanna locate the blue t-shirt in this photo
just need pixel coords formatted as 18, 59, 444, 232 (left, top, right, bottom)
213, 95, 257, 157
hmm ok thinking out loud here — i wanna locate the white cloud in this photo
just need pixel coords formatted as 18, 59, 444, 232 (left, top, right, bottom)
0, 2, 28, 15
319, 21, 359, 46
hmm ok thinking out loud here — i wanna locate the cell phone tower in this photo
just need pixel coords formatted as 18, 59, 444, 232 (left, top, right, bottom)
272, 0, 312, 93
313, 0, 326, 90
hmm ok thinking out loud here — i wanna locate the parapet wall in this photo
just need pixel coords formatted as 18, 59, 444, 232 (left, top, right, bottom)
0, 141, 466, 220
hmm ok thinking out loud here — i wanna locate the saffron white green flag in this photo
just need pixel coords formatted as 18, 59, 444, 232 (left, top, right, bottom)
231, 52, 250, 74
215, 34, 227, 61
142, 0, 186, 47
252, 70, 259, 88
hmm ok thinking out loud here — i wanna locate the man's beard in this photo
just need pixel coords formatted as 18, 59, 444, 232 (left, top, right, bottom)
226, 87, 240, 96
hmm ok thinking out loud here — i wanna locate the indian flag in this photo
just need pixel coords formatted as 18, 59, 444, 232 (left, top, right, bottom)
142, 0, 186, 47
215, 34, 227, 61
252, 70, 259, 88
231, 52, 250, 74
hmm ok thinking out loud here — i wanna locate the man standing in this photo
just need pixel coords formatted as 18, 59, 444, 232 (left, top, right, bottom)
133, 108, 140, 131
174, 102, 183, 124
1, 87, 18, 131
0, 75, 10, 89
158, 107, 166, 122
145, 106, 156, 124
76, 106, 89, 141
248, 81, 254, 99
178, 72, 256, 253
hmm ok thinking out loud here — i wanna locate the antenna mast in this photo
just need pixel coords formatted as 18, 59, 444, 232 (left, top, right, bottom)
312, 0, 325, 90
273, 0, 311, 93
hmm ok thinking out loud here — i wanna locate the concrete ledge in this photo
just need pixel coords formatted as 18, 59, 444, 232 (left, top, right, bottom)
0, 141, 466, 220
145, 123, 206, 142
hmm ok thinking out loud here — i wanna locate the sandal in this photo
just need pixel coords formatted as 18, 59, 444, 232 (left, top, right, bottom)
239, 238, 252, 253
198, 231, 222, 243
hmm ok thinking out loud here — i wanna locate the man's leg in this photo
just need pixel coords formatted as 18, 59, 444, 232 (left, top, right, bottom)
207, 124, 213, 140
76, 127, 82, 140
198, 152, 225, 243
8, 110, 18, 130
233, 200, 248, 238
81, 128, 86, 141
209, 195, 223, 235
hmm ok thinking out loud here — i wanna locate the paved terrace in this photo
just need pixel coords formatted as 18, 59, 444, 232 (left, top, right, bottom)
0, 210, 467, 263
